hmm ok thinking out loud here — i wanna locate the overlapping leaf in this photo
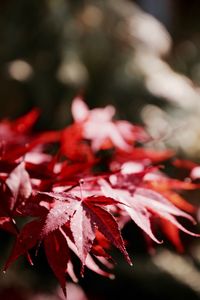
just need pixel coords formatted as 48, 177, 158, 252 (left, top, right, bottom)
0, 97, 199, 299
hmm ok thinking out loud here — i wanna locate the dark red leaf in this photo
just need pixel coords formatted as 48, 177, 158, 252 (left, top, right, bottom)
86, 195, 119, 206
61, 124, 94, 162
4, 219, 44, 270
3, 131, 61, 162
0, 217, 18, 235
44, 230, 70, 296
83, 202, 132, 265
160, 219, 184, 253
11, 108, 40, 134
70, 204, 95, 269
172, 159, 198, 170
6, 162, 32, 210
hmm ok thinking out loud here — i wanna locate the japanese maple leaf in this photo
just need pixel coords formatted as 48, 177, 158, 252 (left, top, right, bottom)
10, 108, 40, 134
6, 162, 32, 211
4, 215, 70, 296
160, 219, 184, 253
71, 96, 139, 152
108, 159, 200, 251
44, 229, 70, 296
145, 174, 199, 191
99, 179, 200, 245
141, 167, 199, 214
5, 191, 131, 296
2, 98, 200, 298
61, 123, 95, 163
0, 108, 39, 141
70, 202, 95, 269
0, 182, 19, 234
3, 130, 61, 162
173, 158, 198, 171
40, 191, 131, 267
113, 148, 174, 165
113, 161, 198, 212
0, 109, 40, 161
0, 161, 34, 236
66, 234, 114, 279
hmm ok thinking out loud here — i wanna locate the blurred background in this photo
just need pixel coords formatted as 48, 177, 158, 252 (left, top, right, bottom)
1, 0, 200, 299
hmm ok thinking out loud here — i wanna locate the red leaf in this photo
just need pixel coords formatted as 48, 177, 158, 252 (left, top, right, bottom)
61, 124, 94, 162
147, 178, 199, 191
11, 108, 40, 134
86, 195, 120, 206
6, 162, 32, 210
100, 180, 161, 243
44, 230, 70, 296
2, 98, 200, 292
70, 203, 95, 269
0, 217, 18, 235
4, 219, 43, 270
41, 198, 79, 236
173, 159, 198, 170
83, 201, 132, 265
66, 235, 114, 279
59, 161, 94, 181
160, 191, 196, 214
91, 242, 111, 259
133, 188, 200, 237
160, 219, 184, 253
3, 131, 60, 162
100, 180, 200, 243
134, 188, 195, 221
115, 148, 174, 164
71, 97, 134, 152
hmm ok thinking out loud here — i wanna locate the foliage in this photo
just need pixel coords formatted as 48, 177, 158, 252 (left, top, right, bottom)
0, 97, 199, 298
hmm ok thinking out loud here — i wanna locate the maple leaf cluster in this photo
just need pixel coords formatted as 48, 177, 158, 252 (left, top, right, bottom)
0, 97, 199, 297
